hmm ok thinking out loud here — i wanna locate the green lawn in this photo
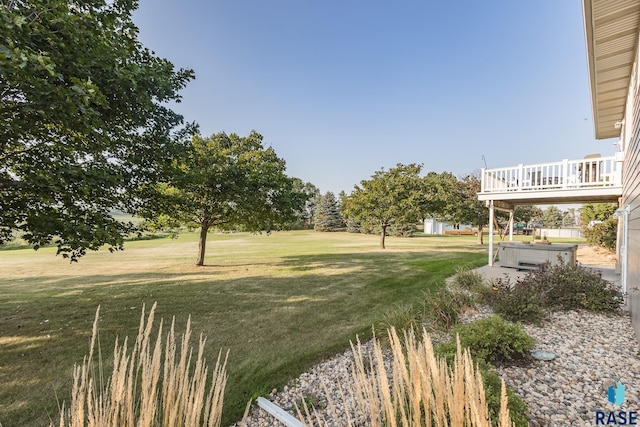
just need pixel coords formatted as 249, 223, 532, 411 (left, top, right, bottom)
0, 230, 487, 426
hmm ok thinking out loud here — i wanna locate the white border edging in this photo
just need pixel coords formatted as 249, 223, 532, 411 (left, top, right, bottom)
256, 397, 303, 427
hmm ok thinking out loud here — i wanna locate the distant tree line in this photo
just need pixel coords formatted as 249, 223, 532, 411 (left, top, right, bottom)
0, 0, 619, 262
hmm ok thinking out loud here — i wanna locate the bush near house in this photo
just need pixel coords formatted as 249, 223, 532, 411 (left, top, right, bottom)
480, 260, 624, 324
436, 316, 534, 366
584, 217, 617, 251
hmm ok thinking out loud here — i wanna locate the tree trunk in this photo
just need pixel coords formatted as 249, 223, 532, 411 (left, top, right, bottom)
196, 221, 210, 266
380, 225, 387, 249
477, 226, 484, 245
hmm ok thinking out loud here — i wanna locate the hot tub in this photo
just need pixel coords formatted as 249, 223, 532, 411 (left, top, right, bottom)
498, 242, 577, 270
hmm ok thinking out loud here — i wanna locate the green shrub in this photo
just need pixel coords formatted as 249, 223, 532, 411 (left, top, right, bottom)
437, 316, 534, 366
584, 217, 617, 251
480, 276, 548, 324
452, 266, 485, 290
423, 288, 475, 330
535, 260, 623, 312
480, 261, 623, 323
481, 364, 530, 427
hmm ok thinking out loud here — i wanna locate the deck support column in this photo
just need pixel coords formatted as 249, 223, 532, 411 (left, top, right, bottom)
509, 210, 514, 241
488, 200, 495, 266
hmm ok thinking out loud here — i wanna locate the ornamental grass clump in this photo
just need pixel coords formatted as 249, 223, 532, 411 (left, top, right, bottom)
423, 288, 476, 331
298, 327, 515, 427
54, 303, 228, 427
452, 266, 486, 291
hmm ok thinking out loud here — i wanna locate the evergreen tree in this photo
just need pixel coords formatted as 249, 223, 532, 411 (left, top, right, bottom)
314, 192, 342, 232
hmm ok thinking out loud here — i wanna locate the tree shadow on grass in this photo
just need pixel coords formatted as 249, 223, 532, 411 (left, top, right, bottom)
0, 249, 486, 426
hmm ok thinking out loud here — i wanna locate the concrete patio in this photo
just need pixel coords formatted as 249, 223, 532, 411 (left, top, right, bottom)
472, 244, 619, 288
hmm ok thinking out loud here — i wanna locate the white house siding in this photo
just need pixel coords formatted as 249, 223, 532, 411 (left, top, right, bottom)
623, 46, 640, 335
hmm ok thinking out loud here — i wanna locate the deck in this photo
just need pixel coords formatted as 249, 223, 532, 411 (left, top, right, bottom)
477, 155, 623, 208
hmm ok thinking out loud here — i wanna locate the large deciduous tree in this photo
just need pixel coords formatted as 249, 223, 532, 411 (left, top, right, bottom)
144, 131, 307, 266
343, 163, 426, 249
448, 173, 489, 244
0, 0, 195, 260
290, 178, 320, 229
513, 205, 543, 225
579, 203, 618, 227
542, 205, 564, 228
423, 171, 465, 220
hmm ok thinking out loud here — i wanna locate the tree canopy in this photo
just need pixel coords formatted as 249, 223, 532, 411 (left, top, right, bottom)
143, 131, 308, 266
579, 203, 618, 227
343, 163, 426, 249
0, 0, 195, 260
290, 178, 319, 229
446, 173, 488, 244
542, 206, 564, 228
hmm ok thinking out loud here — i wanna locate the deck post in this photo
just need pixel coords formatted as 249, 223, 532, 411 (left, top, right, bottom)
517, 164, 523, 191
562, 159, 569, 189
488, 200, 494, 266
509, 210, 514, 241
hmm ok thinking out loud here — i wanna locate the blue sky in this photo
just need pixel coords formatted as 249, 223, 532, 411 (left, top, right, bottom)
133, 1, 615, 195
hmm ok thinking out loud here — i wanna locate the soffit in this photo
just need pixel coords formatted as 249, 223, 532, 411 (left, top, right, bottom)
584, 0, 640, 139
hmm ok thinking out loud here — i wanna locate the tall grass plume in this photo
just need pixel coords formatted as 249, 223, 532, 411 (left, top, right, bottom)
54, 303, 228, 427
298, 327, 514, 427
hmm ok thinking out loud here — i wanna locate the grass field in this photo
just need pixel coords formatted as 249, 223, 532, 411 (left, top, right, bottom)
0, 230, 487, 426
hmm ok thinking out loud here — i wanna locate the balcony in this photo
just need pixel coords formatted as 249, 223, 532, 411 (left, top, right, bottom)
478, 155, 623, 208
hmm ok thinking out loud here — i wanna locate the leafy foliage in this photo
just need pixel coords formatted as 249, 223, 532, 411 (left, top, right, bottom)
345, 218, 361, 233
542, 205, 564, 228
481, 364, 530, 427
448, 172, 488, 243
585, 217, 618, 251
289, 179, 320, 230
342, 163, 427, 248
0, 0, 195, 260
143, 132, 309, 265
539, 261, 623, 312
437, 316, 534, 366
513, 205, 543, 224
579, 203, 618, 226
480, 276, 548, 324
423, 171, 464, 219
481, 261, 623, 323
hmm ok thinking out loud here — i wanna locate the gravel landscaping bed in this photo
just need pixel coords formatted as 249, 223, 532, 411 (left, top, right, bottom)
238, 263, 639, 426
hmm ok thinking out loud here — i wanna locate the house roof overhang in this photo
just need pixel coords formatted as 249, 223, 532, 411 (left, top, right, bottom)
584, 0, 640, 140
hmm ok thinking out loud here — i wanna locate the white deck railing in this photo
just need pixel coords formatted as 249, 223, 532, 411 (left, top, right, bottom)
480, 156, 621, 194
